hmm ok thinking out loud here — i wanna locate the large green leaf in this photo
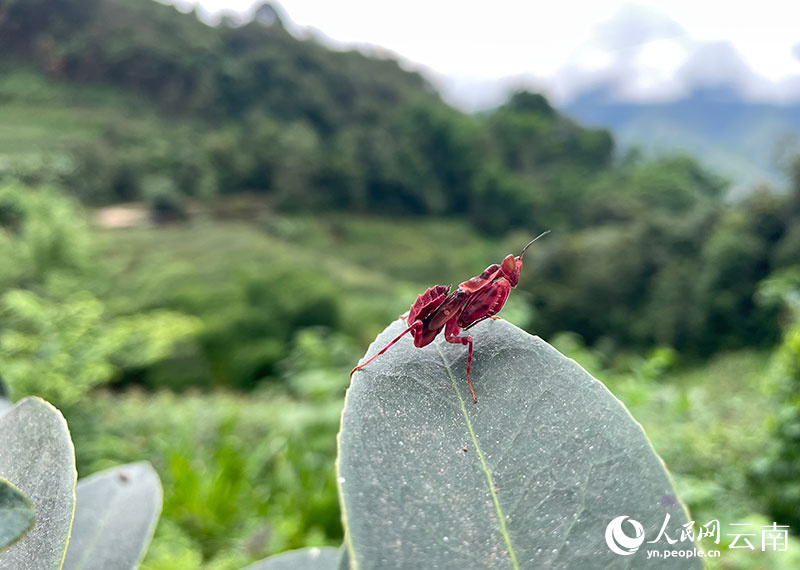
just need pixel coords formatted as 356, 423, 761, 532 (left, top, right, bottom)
339, 319, 700, 569
63, 461, 162, 570
242, 546, 340, 570
0, 477, 36, 552
0, 397, 76, 570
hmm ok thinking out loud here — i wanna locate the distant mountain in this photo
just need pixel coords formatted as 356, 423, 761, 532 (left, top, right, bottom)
563, 84, 800, 194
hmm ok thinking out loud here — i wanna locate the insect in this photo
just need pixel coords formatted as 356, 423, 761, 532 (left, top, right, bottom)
350, 231, 550, 403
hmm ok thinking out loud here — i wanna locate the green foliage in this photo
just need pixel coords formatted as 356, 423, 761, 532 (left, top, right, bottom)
475, 92, 614, 231
0, 289, 200, 407
752, 268, 800, 530
65, 328, 353, 567
489, 95, 613, 175
67, 387, 343, 569
695, 210, 777, 351
0, 182, 201, 406
469, 163, 539, 235
533, 224, 654, 346
9, 0, 795, 371
633, 346, 678, 382
93, 221, 356, 390
613, 351, 772, 520
280, 328, 357, 402
143, 175, 189, 222
527, 171, 793, 355
505, 90, 556, 117
1, 0, 624, 228
0, 183, 90, 285
0, 290, 113, 406
380, 99, 481, 215
188, 265, 338, 389
67, 122, 219, 206
0, 0, 443, 214
757, 266, 800, 317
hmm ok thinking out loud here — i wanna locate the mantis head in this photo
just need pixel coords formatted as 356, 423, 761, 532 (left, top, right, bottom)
501, 230, 550, 287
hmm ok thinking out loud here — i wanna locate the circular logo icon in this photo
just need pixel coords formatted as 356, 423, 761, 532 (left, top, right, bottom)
605, 516, 645, 556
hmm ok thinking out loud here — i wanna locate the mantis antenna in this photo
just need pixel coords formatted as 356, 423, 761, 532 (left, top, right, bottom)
520, 230, 551, 259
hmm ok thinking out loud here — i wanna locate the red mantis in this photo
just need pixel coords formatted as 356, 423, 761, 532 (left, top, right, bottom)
350, 231, 550, 403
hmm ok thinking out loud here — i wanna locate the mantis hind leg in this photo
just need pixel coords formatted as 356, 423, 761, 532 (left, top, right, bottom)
444, 324, 476, 403
350, 321, 420, 378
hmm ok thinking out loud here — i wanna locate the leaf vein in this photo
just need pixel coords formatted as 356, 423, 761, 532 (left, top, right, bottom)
435, 345, 520, 570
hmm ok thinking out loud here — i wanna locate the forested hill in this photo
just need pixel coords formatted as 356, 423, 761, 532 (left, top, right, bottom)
0, 0, 435, 124
0, 0, 617, 232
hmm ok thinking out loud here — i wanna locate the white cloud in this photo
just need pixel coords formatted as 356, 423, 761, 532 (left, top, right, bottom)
173, 0, 800, 107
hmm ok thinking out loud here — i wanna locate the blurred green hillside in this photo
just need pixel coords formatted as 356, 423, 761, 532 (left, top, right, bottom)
2, 0, 800, 568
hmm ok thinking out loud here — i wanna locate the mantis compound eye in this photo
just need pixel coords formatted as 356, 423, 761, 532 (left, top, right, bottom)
501, 254, 516, 278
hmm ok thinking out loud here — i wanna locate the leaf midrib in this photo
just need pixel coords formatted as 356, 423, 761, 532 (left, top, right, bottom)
436, 344, 520, 570
71, 480, 121, 569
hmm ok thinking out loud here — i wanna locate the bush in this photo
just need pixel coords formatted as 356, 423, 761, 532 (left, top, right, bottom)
0, 182, 91, 285
67, 387, 343, 568
752, 268, 800, 529
0, 288, 200, 408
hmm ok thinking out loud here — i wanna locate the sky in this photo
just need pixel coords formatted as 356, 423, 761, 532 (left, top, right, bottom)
168, 0, 800, 109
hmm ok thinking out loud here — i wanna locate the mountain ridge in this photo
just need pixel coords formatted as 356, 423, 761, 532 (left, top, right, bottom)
562, 82, 800, 193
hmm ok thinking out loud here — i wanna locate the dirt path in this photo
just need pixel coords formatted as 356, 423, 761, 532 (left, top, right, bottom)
94, 204, 148, 228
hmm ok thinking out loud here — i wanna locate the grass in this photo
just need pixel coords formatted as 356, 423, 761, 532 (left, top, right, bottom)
92, 211, 541, 346
617, 351, 773, 518
0, 64, 166, 159
68, 387, 345, 570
